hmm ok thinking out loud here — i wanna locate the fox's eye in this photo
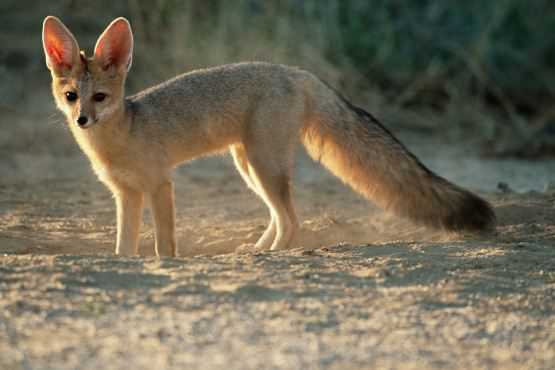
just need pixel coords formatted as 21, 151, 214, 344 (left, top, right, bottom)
65, 91, 78, 102
93, 93, 107, 102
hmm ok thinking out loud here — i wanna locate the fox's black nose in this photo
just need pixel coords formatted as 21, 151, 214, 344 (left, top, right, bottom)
76, 116, 88, 126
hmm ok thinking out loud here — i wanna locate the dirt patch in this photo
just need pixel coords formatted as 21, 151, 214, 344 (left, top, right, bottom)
1, 136, 555, 369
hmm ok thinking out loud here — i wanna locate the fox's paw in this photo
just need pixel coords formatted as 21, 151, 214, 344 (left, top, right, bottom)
235, 243, 257, 254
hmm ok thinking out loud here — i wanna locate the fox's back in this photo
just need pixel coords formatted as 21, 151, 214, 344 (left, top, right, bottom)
128, 62, 308, 128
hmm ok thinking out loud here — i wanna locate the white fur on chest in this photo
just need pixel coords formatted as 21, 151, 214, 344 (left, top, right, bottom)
72, 126, 171, 192
93, 164, 144, 190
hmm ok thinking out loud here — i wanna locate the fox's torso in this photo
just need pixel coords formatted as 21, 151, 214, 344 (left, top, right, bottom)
72, 62, 314, 192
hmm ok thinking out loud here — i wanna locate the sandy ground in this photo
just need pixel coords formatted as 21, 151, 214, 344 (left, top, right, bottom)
1, 132, 555, 369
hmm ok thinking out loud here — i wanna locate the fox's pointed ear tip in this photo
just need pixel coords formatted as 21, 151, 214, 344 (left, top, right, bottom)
43, 16, 61, 25
112, 17, 131, 26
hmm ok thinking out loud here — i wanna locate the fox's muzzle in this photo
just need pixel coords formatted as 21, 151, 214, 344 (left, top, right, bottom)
77, 116, 88, 127
75, 115, 97, 129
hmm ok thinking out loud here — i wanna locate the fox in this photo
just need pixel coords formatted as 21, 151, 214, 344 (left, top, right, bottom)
42, 16, 495, 257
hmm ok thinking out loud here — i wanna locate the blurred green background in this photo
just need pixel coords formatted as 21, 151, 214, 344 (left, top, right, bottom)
1, 0, 554, 157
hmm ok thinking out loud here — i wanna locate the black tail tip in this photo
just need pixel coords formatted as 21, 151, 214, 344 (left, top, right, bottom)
443, 193, 496, 234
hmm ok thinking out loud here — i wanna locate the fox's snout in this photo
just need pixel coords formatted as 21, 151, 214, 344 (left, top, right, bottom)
65, 104, 97, 129
76, 115, 91, 128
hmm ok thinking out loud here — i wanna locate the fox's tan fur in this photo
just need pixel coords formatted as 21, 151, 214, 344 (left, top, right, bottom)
42, 16, 495, 257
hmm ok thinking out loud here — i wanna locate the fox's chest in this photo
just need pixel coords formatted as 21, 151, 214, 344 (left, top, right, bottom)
76, 140, 150, 191
92, 163, 147, 190
73, 126, 170, 192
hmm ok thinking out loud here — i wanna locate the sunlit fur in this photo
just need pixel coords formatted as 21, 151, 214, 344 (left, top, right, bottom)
43, 16, 495, 257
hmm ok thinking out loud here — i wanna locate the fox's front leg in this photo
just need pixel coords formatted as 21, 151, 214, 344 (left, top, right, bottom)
114, 187, 144, 256
149, 181, 177, 257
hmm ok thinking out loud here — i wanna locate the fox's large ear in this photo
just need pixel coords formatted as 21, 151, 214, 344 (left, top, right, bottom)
94, 17, 133, 73
42, 16, 80, 74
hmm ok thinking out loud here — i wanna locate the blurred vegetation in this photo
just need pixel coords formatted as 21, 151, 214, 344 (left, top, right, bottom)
1, 0, 555, 157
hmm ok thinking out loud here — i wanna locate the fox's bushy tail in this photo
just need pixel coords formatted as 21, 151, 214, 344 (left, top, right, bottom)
302, 83, 495, 232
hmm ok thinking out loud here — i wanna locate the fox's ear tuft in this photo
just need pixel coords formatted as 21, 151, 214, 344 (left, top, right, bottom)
94, 17, 134, 73
42, 16, 80, 74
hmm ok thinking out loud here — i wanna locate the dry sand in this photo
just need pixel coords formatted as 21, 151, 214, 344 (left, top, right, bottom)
1, 132, 555, 370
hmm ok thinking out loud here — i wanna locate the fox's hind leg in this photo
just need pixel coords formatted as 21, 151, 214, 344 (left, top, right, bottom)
241, 135, 299, 250
230, 144, 276, 249
246, 155, 297, 250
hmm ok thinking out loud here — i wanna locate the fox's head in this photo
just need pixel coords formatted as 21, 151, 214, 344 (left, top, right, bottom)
42, 16, 133, 129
